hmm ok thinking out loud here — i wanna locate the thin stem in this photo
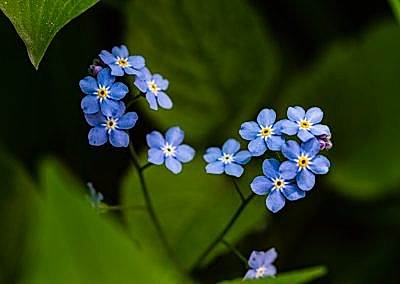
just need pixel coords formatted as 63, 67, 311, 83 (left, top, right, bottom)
140, 162, 152, 172
231, 177, 245, 202
191, 192, 256, 270
221, 239, 248, 267
128, 143, 174, 259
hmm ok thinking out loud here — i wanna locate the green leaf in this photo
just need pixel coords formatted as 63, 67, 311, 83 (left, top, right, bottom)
277, 21, 400, 200
121, 157, 269, 271
124, 0, 280, 142
389, 0, 400, 24
219, 266, 327, 284
0, 0, 99, 69
21, 158, 183, 284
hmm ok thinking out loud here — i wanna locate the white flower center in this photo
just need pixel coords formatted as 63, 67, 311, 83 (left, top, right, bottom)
96, 85, 110, 101
147, 80, 160, 95
255, 266, 266, 278
296, 154, 311, 169
218, 153, 234, 164
116, 57, 130, 68
272, 177, 286, 190
259, 125, 274, 139
104, 118, 118, 132
298, 119, 312, 130
161, 143, 176, 157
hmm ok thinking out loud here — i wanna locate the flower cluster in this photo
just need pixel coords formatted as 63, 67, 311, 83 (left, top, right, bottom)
204, 107, 332, 213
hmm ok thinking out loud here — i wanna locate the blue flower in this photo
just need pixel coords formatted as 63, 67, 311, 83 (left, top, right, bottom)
243, 248, 277, 280
251, 158, 305, 213
99, 45, 145, 76
134, 67, 172, 110
280, 106, 331, 142
146, 127, 195, 174
87, 182, 103, 209
84, 105, 138, 148
80, 68, 128, 117
239, 108, 285, 156
204, 139, 251, 178
280, 138, 331, 191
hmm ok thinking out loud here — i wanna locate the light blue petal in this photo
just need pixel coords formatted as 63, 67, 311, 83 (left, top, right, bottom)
81, 95, 99, 114
134, 78, 148, 93
109, 64, 124, 77
166, 126, 184, 146
281, 140, 300, 160
109, 82, 128, 100
100, 99, 124, 117
117, 112, 138, 129
298, 129, 315, 142
239, 121, 260, 140
234, 150, 251, 165
279, 119, 299, 135
99, 50, 115, 64
109, 129, 129, 147
225, 163, 244, 177
248, 251, 265, 269
222, 138, 240, 154
146, 131, 165, 148
124, 67, 141, 76
84, 112, 105, 127
264, 265, 277, 277
301, 138, 320, 158
296, 169, 315, 191
112, 45, 128, 58
97, 68, 115, 86
309, 155, 330, 174
310, 124, 331, 136
305, 107, 323, 124
128, 55, 145, 69
146, 92, 158, 110
175, 145, 195, 163
262, 248, 278, 265
250, 176, 272, 195
157, 92, 173, 109
205, 161, 224, 174
287, 106, 305, 122
257, 108, 276, 127
165, 157, 182, 174
279, 161, 298, 180
153, 74, 169, 90
248, 137, 267, 156
203, 147, 222, 163
243, 269, 256, 280
272, 119, 284, 135
148, 148, 165, 165
282, 184, 305, 201
266, 135, 285, 151
262, 158, 280, 179
138, 67, 152, 81
79, 76, 98, 94
88, 127, 107, 146
266, 190, 286, 213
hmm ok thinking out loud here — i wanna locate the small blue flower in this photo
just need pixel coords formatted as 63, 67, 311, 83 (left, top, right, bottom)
99, 45, 145, 76
280, 138, 331, 191
243, 248, 277, 280
251, 158, 305, 213
80, 68, 128, 117
134, 67, 172, 110
87, 182, 103, 209
280, 106, 331, 142
84, 105, 138, 148
239, 108, 285, 156
146, 127, 195, 174
204, 139, 251, 178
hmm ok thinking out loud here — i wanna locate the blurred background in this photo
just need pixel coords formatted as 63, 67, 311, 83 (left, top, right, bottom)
1, 0, 400, 283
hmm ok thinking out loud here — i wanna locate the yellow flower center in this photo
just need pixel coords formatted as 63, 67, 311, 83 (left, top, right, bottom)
97, 86, 109, 99
260, 126, 273, 138
116, 57, 130, 68
273, 178, 286, 190
298, 119, 312, 130
147, 80, 160, 95
105, 118, 117, 130
161, 143, 176, 157
297, 154, 310, 169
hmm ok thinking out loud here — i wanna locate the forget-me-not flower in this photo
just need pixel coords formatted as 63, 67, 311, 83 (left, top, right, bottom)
134, 67, 172, 110
84, 105, 138, 148
239, 108, 285, 156
146, 127, 195, 174
244, 248, 277, 280
280, 138, 330, 191
80, 68, 128, 117
280, 106, 331, 142
87, 182, 104, 209
251, 158, 305, 213
204, 139, 251, 177
99, 45, 145, 76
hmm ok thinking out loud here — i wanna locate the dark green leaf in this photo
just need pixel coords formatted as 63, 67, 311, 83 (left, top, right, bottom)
389, 0, 400, 24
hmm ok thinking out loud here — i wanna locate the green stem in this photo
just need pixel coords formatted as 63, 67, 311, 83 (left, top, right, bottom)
231, 177, 245, 202
221, 239, 248, 267
105, 205, 146, 211
191, 192, 255, 270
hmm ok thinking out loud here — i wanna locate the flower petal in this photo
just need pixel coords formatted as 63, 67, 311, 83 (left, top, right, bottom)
298, 129, 315, 142
153, 74, 169, 89
146, 92, 158, 110
109, 82, 129, 100
97, 68, 115, 86
88, 127, 107, 146
81, 95, 99, 114
281, 140, 300, 160
117, 112, 138, 129
309, 155, 330, 174
99, 50, 115, 64
166, 126, 184, 146
243, 269, 256, 280
248, 137, 267, 156
234, 150, 251, 165
266, 190, 286, 213
305, 107, 324, 124
222, 139, 240, 154
79, 76, 98, 94
262, 158, 280, 179
148, 148, 165, 165
287, 106, 305, 122
165, 157, 182, 174
266, 135, 284, 151
248, 251, 265, 269
296, 169, 315, 191
157, 92, 173, 109
146, 131, 165, 148
301, 138, 320, 158
109, 129, 129, 147
134, 78, 148, 93
100, 99, 125, 117
128, 55, 145, 69
124, 67, 141, 76
175, 145, 195, 163
203, 147, 222, 163
112, 45, 129, 58
264, 265, 277, 277
239, 121, 260, 140
262, 248, 278, 265
279, 161, 298, 180
279, 119, 299, 135
257, 108, 276, 127
84, 112, 105, 127
138, 67, 152, 80
225, 163, 244, 177
250, 176, 272, 195
109, 64, 124, 77
310, 124, 331, 136
205, 161, 224, 174
282, 184, 305, 201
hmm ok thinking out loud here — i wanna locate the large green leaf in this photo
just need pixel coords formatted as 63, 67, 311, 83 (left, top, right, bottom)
21, 159, 182, 284
122, 157, 269, 271
219, 266, 327, 284
125, 0, 280, 142
389, 0, 400, 24
0, 0, 99, 69
277, 21, 400, 200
